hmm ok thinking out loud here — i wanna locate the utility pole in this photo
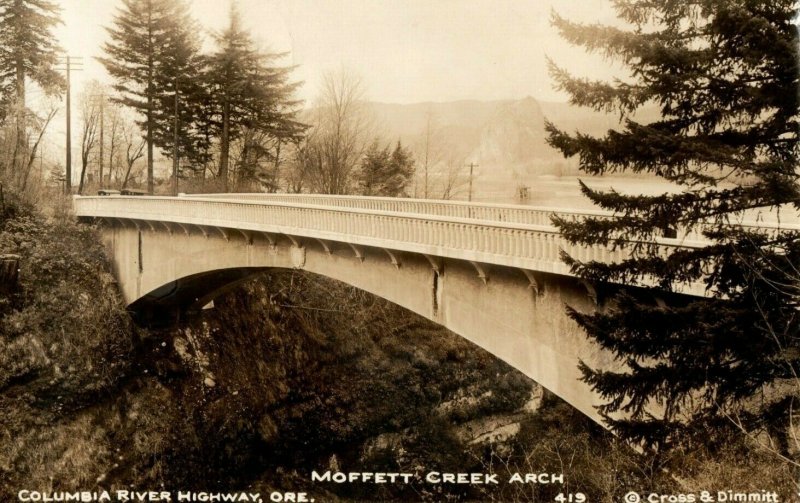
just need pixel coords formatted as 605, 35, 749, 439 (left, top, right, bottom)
466, 161, 478, 202
98, 94, 104, 190
56, 56, 83, 194
87, 91, 110, 189
172, 77, 179, 196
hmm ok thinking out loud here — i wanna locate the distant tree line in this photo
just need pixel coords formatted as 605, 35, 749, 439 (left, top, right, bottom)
100, 0, 306, 194
99, 0, 416, 196
0, 0, 417, 198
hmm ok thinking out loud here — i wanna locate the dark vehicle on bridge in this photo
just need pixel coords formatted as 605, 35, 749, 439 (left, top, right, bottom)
97, 189, 121, 196
120, 188, 147, 196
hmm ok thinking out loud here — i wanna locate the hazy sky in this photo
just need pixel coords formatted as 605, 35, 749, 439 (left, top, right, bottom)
53, 0, 624, 105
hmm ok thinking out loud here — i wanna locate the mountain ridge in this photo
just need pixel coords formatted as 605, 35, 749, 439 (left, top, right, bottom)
367, 96, 639, 183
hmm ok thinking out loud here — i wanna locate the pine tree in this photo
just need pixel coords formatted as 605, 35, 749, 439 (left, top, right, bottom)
388, 141, 415, 197
358, 140, 415, 197
0, 0, 63, 177
205, 3, 304, 192
358, 140, 390, 196
150, 9, 206, 193
100, 0, 201, 194
546, 1, 799, 450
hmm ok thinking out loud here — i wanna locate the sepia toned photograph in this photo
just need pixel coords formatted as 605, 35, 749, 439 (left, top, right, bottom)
0, 0, 798, 501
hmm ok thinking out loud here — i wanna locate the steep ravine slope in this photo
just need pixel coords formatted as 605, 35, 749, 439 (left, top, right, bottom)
0, 198, 792, 501
0, 196, 552, 500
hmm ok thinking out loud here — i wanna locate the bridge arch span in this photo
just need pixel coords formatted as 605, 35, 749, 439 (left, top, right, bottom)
98, 222, 611, 424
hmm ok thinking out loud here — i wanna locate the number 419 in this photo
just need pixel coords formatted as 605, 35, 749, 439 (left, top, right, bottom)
555, 493, 586, 503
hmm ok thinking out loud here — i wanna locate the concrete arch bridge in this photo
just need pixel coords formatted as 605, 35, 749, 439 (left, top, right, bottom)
74, 193, 779, 425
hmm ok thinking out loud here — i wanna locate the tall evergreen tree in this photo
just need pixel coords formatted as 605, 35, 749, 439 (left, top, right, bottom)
100, 0, 201, 194
547, 1, 799, 450
358, 140, 415, 197
205, 3, 304, 192
0, 0, 63, 177
150, 9, 206, 193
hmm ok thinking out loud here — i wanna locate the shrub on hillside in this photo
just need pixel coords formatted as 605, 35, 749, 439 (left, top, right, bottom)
0, 196, 137, 495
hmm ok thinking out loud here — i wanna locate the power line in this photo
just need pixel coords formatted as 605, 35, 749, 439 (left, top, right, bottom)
99, 94, 104, 189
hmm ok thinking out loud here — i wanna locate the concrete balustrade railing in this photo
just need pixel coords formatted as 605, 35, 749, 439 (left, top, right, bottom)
74, 195, 713, 295
182, 192, 609, 226
181, 193, 798, 238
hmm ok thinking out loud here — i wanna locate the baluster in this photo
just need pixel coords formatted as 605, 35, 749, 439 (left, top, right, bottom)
466, 224, 474, 252
500, 228, 507, 255
495, 228, 504, 255
528, 231, 536, 258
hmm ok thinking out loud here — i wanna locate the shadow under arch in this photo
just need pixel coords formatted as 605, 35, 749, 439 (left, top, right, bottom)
129, 267, 271, 327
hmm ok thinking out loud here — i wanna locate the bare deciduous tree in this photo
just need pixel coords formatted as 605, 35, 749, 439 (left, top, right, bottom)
100, 102, 122, 189
414, 106, 444, 199
300, 69, 370, 194
77, 84, 102, 194
438, 158, 469, 201
120, 121, 145, 190
409, 107, 468, 200
20, 106, 57, 192
0, 98, 58, 195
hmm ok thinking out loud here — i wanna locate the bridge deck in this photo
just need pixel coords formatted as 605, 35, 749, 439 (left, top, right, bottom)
72, 194, 784, 297
182, 193, 795, 233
